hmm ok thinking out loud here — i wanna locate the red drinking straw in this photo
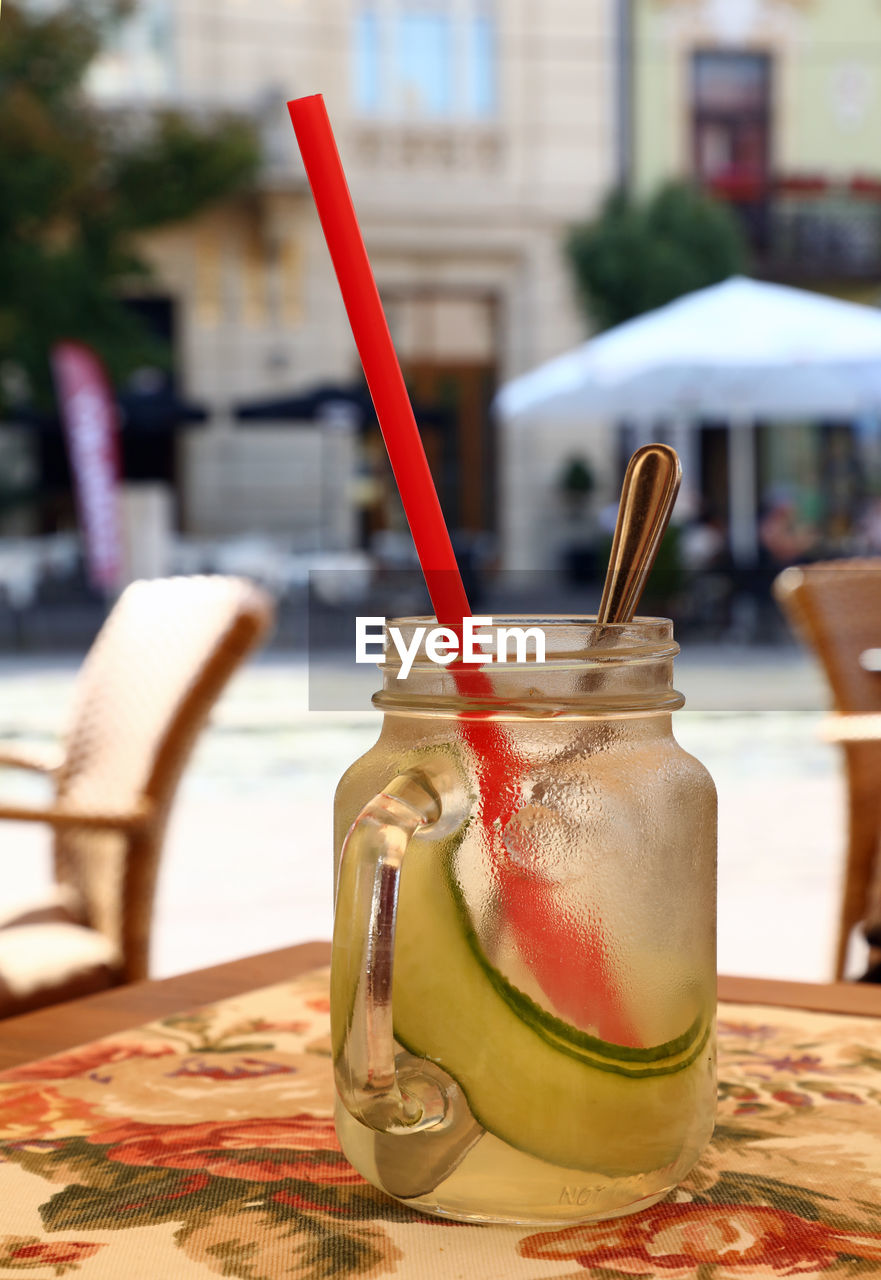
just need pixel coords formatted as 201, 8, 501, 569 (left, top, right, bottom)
288, 94, 635, 1045
288, 95, 467, 626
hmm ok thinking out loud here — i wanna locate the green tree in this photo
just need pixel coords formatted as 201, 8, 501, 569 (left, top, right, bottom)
0, 0, 260, 410
566, 182, 748, 331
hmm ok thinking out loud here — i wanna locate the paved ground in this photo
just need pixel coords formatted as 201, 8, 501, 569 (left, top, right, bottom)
0, 642, 857, 987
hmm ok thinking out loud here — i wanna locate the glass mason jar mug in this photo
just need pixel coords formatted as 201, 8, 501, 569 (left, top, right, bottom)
332, 617, 717, 1225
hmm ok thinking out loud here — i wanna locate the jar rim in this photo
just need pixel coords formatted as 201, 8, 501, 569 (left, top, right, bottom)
380, 616, 678, 669
374, 617, 681, 710
388, 614, 672, 631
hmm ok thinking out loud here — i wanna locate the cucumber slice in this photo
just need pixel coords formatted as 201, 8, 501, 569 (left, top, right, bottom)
392, 836, 712, 1175
446, 872, 709, 1077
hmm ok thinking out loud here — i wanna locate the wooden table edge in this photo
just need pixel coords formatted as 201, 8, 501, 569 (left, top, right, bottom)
0, 946, 879, 1072
717, 972, 881, 1017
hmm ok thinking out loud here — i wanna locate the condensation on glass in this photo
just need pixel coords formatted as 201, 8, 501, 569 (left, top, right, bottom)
332, 617, 717, 1225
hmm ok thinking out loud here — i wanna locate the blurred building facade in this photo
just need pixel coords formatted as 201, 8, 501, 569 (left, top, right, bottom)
88, 0, 619, 566
633, 0, 881, 295
631, 0, 881, 556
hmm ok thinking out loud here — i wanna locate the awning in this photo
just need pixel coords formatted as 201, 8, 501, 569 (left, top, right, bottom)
234, 382, 452, 433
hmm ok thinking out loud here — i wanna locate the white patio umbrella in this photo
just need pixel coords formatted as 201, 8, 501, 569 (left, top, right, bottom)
495, 276, 881, 562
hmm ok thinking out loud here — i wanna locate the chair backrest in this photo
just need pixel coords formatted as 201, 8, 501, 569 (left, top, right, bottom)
774, 558, 881, 977
774, 560, 881, 716
53, 576, 274, 980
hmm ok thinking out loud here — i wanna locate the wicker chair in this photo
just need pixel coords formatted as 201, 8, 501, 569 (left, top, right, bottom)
774, 559, 881, 980
0, 576, 274, 1018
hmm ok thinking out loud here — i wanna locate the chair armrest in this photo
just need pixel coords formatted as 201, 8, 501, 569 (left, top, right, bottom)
823, 713, 881, 744
0, 797, 154, 831
0, 743, 63, 774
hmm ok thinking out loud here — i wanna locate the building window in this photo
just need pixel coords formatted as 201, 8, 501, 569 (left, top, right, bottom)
692, 50, 772, 201
354, 2, 498, 120
467, 10, 497, 118
398, 11, 454, 115
355, 11, 382, 114
86, 0, 175, 102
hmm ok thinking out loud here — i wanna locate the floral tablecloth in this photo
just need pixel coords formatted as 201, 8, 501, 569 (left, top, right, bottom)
1, 969, 881, 1279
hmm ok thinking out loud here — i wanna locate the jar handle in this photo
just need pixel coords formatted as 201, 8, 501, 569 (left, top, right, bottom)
332, 771, 449, 1134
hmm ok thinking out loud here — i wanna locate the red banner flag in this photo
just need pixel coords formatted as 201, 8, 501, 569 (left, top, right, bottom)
50, 341, 124, 593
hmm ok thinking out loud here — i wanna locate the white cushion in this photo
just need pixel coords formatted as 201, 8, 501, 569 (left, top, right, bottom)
0, 922, 120, 1001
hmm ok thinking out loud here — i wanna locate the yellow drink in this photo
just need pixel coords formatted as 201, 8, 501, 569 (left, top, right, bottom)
332, 619, 717, 1223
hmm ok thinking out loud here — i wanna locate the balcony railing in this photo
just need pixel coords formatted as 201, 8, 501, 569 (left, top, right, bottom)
349, 121, 505, 175
708, 175, 881, 282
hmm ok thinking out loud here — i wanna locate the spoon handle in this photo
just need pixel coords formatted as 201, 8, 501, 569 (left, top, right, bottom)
596, 444, 683, 625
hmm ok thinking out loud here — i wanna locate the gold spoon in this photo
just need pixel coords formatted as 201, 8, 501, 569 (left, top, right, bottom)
597, 443, 682, 625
